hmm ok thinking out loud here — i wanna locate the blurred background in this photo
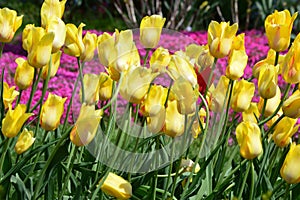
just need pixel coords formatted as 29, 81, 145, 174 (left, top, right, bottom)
0, 0, 299, 32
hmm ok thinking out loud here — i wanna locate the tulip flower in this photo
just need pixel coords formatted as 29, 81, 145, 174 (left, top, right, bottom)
97, 32, 116, 67
3, 82, 19, 109
185, 44, 203, 62
181, 159, 200, 173
40, 93, 67, 131
207, 21, 238, 58
14, 129, 35, 154
22, 24, 35, 52
236, 121, 262, 160
80, 73, 100, 105
196, 45, 214, 70
14, 58, 34, 90
265, 10, 297, 52
232, 33, 245, 51
41, 0, 67, 28
80, 31, 97, 62
226, 49, 248, 80
70, 103, 103, 146
163, 100, 185, 137
120, 66, 157, 104
272, 117, 299, 148
242, 102, 260, 123
282, 90, 300, 118
146, 106, 166, 134
0, 7, 23, 43
27, 27, 55, 68
107, 65, 121, 81
168, 53, 198, 87
149, 47, 170, 73
172, 77, 198, 114
210, 75, 230, 113
98, 72, 113, 101
231, 79, 255, 112
44, 16, 66, 53
41, 51, 62, 80
64, 23, 85, 57
141, 85, 168, 117
280, 143, 300, 184
281, 35, 300, 84
140, 15, 166, 49
2, 104, 33, 138
258, 86, 281, 117
190, 108, 206, 138
258, 64, 277, 99
100, 172, 132, 199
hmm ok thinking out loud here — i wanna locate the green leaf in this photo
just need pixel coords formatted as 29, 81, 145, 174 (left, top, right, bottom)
11, 173, 31, 200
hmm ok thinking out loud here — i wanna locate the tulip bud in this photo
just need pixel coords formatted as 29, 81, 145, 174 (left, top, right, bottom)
280, 143, 300, 184
163, 100, 185, 137
146, 106, 166, 134
265, 10, 297, 52
100, 172, 132, 199
211, 75, 230, 113
272, 117, 299, 148
226, 49, 248, 80
2, 104, 33, 138
258, 64, 277, 99
14, 58, 35, 90
80, 31, 97, 62
41, 0, 66, 28
207, 21, 238, 58
140, 15, 166, 49
70, 104, 102, 146
231, 79, 255, 112
282, 90, 300, 118
41, 51, 62, 80
242, 102, 260, 122
258, 86, 281, 117
14, 129, 35, 154
97, 32, 116, 67
149, 47, 170, 73
3, 82, 19, 109
64, 23, 85, 57
0, 7, 23, 43
80, 73, 100, 105
236, 121, 262, 160
44, 16, 66, 53
98, 72, 113, 101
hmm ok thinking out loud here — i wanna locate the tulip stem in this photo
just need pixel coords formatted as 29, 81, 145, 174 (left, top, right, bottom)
284, 184, 290, 200
26, 68, 42, 113
260, 98, 267, 121
102, 73, 124, 110
0, 67, 5, 122
143, 48, 151, 67
237, 160, 251, 199
249, 160, 255, 200
162, 140, 175, 200
16, 89, 22, 105
263, 114, 285, 141
0, 42, 4, 58
77, 58, 85, 103
164, 79, 173, 107
274, 52, 279, 66
0, 138, 10, 176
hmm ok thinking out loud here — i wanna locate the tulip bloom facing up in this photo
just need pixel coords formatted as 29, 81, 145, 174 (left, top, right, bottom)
70, 104, 103, 146
3, 82, 19, 109
236, 121, 262, 160
265, 10, 297, 52
140, 15, 166, 49
98, 72, 113, 101
258, 64, 277, 99
41, 0, 66, 27
64, 23, 85, 57
100, 172, 132, 200
14, 58, 35, 90
280, 143, 300, 184
40, 93, 67, 131
231, 79, 255, 112
272, 117, 299, 148
14, 129, 35, 154
207, 21, 238, 58
80, 31, 97, 62
282, 90, 300, 118
2, 104, 33, 138
226, 49, 248, 80
0, 7, 23, 43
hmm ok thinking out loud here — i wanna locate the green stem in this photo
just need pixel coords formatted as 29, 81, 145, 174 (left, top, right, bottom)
164, 79, 174, 107
77, 58, 85, 103
260, 98, 268, 121
0, 42, 4, 58
0, 138, 10, 176
274, 52, 279, 66
284, 184, 290, 200
237, 160, 251, 199
162, 140, 175, 200
263, 114, 285, 140
143, 48, 151, 68
26, 68, 42, 112
90, 171, 110, 200
16, 90, 22, 105
249, 161, 255, 200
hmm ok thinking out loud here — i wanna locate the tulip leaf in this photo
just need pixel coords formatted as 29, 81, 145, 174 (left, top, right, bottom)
11, 173, 31, 200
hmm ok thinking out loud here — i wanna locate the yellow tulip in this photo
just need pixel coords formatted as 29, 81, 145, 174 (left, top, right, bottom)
80, 31, 97, 62
41, 51, 62, 80
281, 35, 300, 84
231, 79, 255, 112
185, 44, 203, 61
120, 66, 157, 104
64, 23, 85, 57
80, 73, 100, 105
190, 108, 206, 138
242, 102, 260, 123
172, 77, 198, 114
272, 117, 299, 148
140, 15, 166, 49
107, 65, 121, 81
98, 72, 113, 101
14, 128, 35, 154
149, 47, 170, 73
226, 49, 248, 80
41, 0, 67, 28
232, 33, 245, 51
258, 86, 281, 117
0, 7, 23, 43
1, 104, 33, 138
100, 172, 132, 200
27, 27, 55, 68
146, 106, 166, 134
163, 100, 185, 137
141, 85, 168, 117
282, 90, 300, 118
40, 93, 66, 131
3, 82, 19, 109
22, 24, 35, 52
196, 45, 214, 70
14, 58, 34, 90
258, 64, 277, 99
207, 21, 238, 58
168, 53, 198, 87
236, 121, 262, 160
70, 103, 102, 146
44, 16, 66, 52
265, 10, 297, 52
280, 143, 300, 184
210, 75, 230, 113
180, 159, 200, 173
97, 32, 116, 67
